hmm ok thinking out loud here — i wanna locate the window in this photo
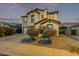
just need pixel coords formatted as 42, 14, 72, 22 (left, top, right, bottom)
31, 15, 35, 23
47, 24, 53, 29
24, 17, 27, 22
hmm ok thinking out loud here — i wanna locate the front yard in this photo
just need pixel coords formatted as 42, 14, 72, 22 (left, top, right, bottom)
0, 34, 79, 55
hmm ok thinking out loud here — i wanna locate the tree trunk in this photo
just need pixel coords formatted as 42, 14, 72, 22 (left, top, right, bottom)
30, 36, 36, 41
48, 36, 52, 43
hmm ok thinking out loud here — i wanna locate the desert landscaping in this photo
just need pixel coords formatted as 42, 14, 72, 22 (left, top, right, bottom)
0, 34, 79, 56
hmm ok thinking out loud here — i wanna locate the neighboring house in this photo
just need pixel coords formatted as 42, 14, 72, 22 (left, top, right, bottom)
9, 23, 22, 33
21, 8, 60, 36
0, 22, 22, 33
61, 22, 79, 36
59, 25, 67, 34
66, 24, 79, 36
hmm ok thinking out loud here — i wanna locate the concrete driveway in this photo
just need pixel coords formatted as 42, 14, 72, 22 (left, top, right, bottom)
0, 34, 27, 42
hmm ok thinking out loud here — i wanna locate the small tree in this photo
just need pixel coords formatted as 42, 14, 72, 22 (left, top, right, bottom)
42, 28, 56, 43
42, 28, 53, 42
0, 26, 6, 37
0, 26, 16, 37
39, 26, 46, 34
5, 27, 16, 36
27, 26, 39, 41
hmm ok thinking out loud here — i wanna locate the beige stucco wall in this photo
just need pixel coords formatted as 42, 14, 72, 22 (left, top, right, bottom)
54, 13, 58, 20
27, 12, 38, 26
23, 10, 58, 27
38, 11, 44, 21
47, 13, 58, 21
47, 14, 54, 19
47, 14, 51, 19
53, 23, 59, 36
22, 9, 59, 35
35, 22, 59, 36
43, 9, 48, 19
26, 10, 48, 26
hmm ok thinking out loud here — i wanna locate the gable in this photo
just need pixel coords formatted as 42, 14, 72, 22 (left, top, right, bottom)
26, 8, 44, 15
34, 18, 60, 25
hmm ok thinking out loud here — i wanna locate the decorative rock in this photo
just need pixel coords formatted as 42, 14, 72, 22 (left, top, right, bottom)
20, 36, 35, 43
39, 38, 52, 45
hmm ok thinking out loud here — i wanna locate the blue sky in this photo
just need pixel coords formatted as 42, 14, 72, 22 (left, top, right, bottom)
0, 3, 79, 23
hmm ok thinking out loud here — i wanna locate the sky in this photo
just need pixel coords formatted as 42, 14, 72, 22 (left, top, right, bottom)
0, 3, 79, 23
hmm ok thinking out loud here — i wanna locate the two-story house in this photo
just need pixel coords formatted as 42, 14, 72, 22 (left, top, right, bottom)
21, 8, 60, 36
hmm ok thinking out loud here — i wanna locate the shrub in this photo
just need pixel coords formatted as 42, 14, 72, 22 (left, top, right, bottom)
21, 37, 33, 43
42, 28, 53, 38
0, 33, 4, 37
69, 45, 79, 54
27, 26, 39, 36
42, 28, 57, 37
27, 26, 39, 41
0, 26, 16, 37
4, 27, 16, 36
38, 28, 54, 44
39, 38, 52, 45
39, 26, 46, 34
0, 26, 5, 37
52, 29, 57, 36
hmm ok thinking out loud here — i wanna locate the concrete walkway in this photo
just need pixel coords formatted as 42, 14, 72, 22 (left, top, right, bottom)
0, 34, 27, 42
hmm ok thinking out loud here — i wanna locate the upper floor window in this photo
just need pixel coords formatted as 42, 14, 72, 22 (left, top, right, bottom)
24, 17, 27, 22
31, 15, 35, 23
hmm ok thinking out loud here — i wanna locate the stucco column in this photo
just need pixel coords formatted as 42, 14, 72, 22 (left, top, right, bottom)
56, 29, 59, 36
21, 16, 27, 34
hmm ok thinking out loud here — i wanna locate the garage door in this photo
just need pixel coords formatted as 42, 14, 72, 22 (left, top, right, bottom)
24, 28, 27, 34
